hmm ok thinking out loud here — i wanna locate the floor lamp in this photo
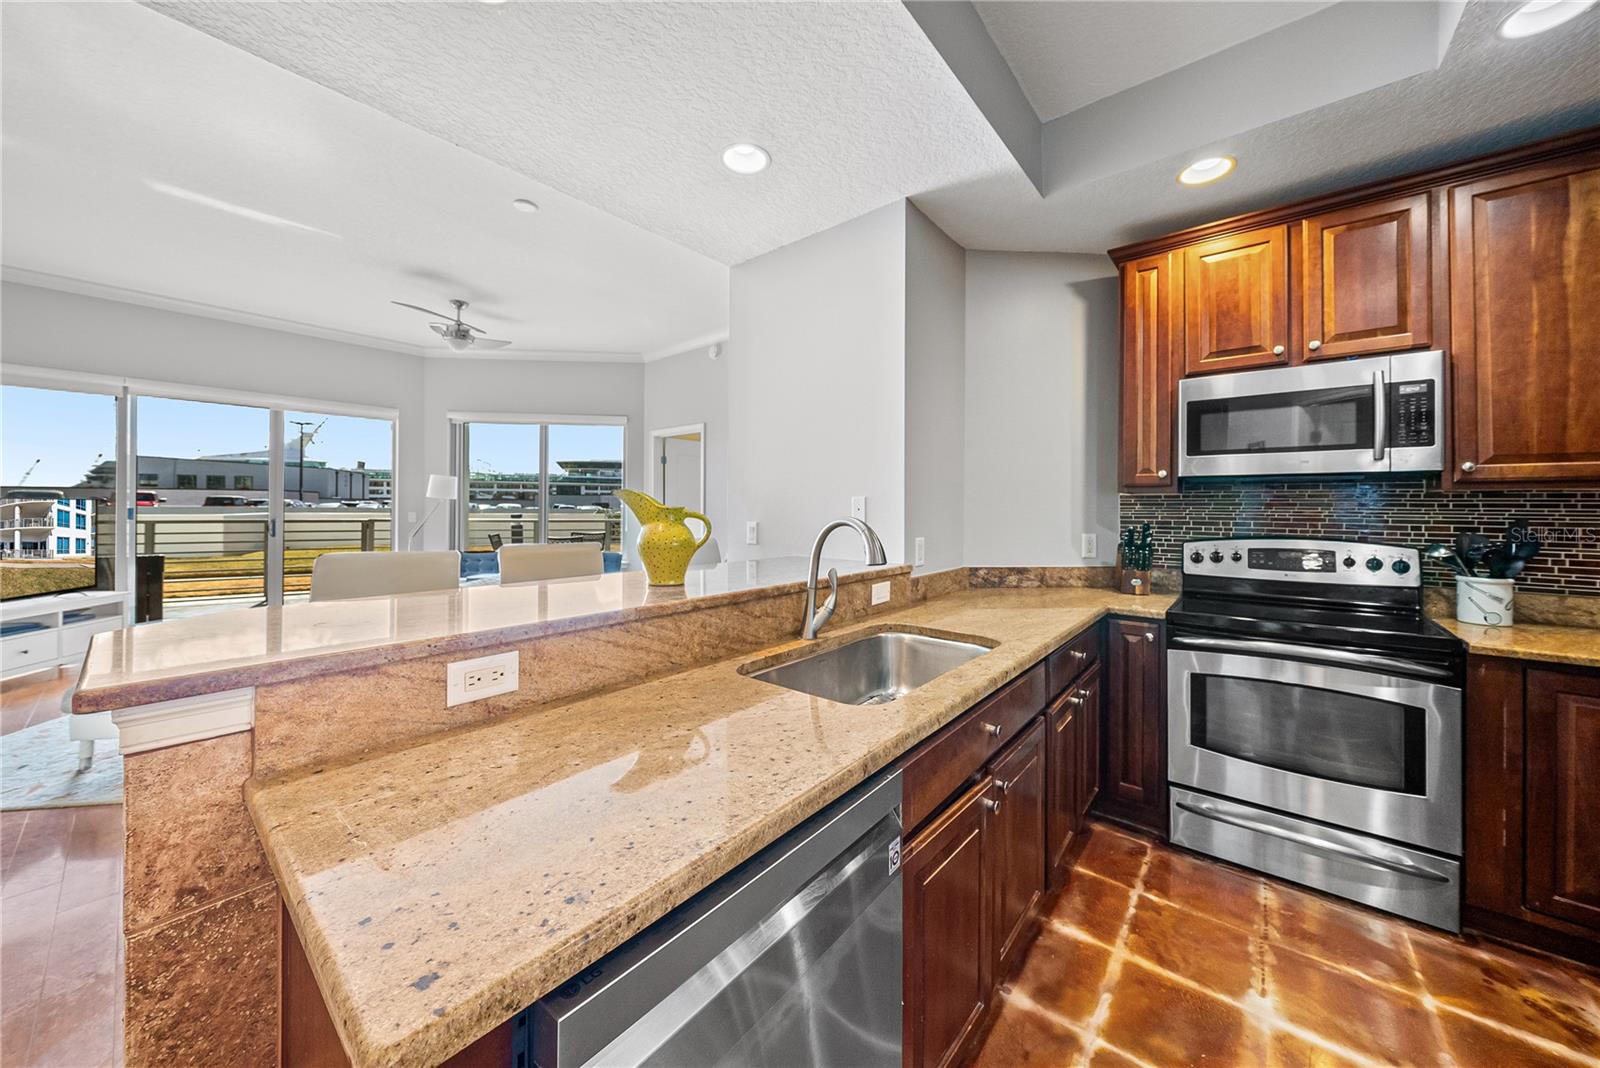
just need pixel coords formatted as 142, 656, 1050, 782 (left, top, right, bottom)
408, 474, 458, 549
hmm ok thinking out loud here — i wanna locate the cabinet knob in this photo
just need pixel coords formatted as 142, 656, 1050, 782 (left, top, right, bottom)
1460, 461, 1476, 473
1067, 692, 1084, 707
1272, 345, 1286, 356
996, 778, 1013, 794
983, 796, 1002, 814
983, 722, 1002, 737
1156, 469, 1168, 479
1144, 632, 1155, 643
1308, 339, 1322, 351
1072, 648, 1086, 661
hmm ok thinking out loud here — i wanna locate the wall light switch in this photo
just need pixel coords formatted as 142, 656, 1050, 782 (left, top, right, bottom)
1081, 534, 1098, 558
914, 537, 926, 566
447, 650, 519, 707
850, 496, 867, 521
746, 520, 760, 546
871, 581, 891, 605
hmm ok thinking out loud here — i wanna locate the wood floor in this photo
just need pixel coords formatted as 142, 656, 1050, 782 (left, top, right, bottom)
972, 821, 1600, 1068
1, 668, 122, 1068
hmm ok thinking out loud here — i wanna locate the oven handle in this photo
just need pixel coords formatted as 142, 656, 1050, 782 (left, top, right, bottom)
1174, 798, 1451, 884
1373, 367, 1388, 462
1167, 634, 1453, 681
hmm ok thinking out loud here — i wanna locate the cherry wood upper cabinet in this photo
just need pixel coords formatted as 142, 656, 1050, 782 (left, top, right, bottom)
1525, 668, 1600, 932
1450, 152, 1600, 484
1300, 193, 1431, 360
1183, 224, 1290, 375
1119, 252, 1179, 489
903, 780, 991, 1068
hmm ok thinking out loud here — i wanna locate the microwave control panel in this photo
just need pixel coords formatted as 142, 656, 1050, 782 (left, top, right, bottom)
1390, 380, 1436, 447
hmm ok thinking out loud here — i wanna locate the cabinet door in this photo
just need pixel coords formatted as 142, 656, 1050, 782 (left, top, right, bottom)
1076, 664, 1103, 822
1100, 618, 1167, 835
1119, 251, 1180, 489
1046, 690, 1082, 887
1300, 193, 1431, 360
1183, 225, 1290, 375
903, 780, 991, 1068
1450, 152, 1600, 484
1525, 668, 1600, 931
989, 720, 1046, 982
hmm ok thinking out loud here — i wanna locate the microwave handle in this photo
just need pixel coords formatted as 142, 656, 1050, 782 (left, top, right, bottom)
1373, 368, 1388, 462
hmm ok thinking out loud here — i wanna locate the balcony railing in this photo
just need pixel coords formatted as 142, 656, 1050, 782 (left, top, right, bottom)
0, 518, 54, 528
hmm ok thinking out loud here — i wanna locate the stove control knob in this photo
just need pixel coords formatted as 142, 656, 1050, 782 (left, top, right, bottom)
1209, 550, 1224, 563
1342, 556, 1356, 568
1189, 551, 1204, 564
1392, 559, 1412, 575
1230, 551, 1242, 562
1365, 557, 1384, 572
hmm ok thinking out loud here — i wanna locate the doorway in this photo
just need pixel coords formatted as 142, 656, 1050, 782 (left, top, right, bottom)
649, 424, 705, 511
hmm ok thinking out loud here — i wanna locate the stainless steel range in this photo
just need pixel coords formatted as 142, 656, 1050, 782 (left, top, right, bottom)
1166, 537, 1464, 930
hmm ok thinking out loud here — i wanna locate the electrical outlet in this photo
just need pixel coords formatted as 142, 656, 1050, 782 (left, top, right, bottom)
914, 537, 926, 566
871, 580, 891, 605
447, 651, 519, 707
746, 520, 759, 546
850, 496, 867, 521
1081, 534, 1098, 558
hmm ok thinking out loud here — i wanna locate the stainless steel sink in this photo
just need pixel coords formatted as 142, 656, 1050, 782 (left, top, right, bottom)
746, 631, 991, 705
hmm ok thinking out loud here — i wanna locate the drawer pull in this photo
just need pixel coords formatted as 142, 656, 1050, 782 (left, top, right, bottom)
1072, 649, 1086, 661
983, 722, 1002, 737
983, 797, 1002, 814
1067, 689, 1087, 707
1144, 632, 1155, 643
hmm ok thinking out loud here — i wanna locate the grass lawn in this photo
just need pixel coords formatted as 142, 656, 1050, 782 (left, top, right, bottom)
161, 547, 389, 599
0, 560, 97, 600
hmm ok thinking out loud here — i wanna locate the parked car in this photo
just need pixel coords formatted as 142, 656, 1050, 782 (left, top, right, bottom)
201, 495, 252, 507
135, 491, 165, 506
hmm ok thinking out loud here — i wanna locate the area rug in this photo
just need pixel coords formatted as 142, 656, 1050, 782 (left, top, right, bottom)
0, 715, 123, 810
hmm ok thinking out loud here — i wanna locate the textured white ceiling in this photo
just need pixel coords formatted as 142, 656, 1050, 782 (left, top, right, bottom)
1, 1, 729, 359
975, 0, 1334, 121
141, 0, 1020, 267
916, 0, 1600, 252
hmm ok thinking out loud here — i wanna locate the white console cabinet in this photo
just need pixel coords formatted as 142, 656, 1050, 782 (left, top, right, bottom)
1, 589, 132, 680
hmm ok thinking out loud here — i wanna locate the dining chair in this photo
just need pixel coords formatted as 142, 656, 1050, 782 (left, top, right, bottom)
498, 543, 603, 584
310, 550, 462, 602
691, 537, 722, 567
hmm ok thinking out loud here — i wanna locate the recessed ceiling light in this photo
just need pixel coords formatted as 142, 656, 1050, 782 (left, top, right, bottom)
511, 198, 540, 213
722, 143, 770, 175
1178, 156, 1236, 186
1499, 0, 1596, 37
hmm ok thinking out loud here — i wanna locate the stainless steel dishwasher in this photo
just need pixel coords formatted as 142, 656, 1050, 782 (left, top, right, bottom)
528, 769, 903, 1068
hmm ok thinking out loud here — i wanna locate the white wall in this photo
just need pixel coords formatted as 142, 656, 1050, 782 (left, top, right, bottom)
904, 204, 966, 572
963, 252, 1120, 566
0, 281, 429, 524
727, 202, 907, 562
643, 343, 729, 541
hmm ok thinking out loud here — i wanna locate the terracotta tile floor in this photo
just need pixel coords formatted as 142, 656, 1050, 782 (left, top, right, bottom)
974, 821, 1600, 1068
0, 668, 123, 1068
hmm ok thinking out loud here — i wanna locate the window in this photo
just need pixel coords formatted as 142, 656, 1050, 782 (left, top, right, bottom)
57, 537, 70, 554
75, 539, 87, 554
177, 474, 197, 489
75, 514, 87, 529
57, 509, 70, 528
206, 475, 225, 490
138, 473, 158, 487
76, 498, 87, 508
233, 475, 254, 490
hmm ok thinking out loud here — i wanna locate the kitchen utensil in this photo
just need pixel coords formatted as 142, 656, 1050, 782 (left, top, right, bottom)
1423, 543, 1468, 576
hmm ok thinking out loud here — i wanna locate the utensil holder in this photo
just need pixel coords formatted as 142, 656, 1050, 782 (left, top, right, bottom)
1455, 576, 1514, 626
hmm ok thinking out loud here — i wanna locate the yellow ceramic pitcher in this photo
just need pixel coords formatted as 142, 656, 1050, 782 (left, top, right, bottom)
616, 489, 712, 586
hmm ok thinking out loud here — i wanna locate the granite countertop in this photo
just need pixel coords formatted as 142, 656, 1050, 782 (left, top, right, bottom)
1430, 615, 1600, 669
248, 587, 1171, 1068
72, 557, 900, 713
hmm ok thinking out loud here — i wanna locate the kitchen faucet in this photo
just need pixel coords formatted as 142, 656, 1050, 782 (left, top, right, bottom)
803, 518, 888, 639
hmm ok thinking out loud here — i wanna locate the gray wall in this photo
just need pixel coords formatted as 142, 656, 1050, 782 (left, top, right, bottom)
643, 342, 729, 541
904, 204, 967, 572
962, 252, 1121, 566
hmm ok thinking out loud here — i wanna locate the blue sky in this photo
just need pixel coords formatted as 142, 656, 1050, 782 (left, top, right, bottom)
3, 386, 624, 487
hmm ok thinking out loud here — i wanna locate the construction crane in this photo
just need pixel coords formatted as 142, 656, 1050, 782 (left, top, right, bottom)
17, 458, 42, 485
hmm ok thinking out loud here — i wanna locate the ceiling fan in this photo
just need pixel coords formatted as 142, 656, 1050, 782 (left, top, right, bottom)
391, 298, 512, 352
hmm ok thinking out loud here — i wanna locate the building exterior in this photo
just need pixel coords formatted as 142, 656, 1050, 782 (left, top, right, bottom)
0, 493, 95, 559
83, 449, 374, 507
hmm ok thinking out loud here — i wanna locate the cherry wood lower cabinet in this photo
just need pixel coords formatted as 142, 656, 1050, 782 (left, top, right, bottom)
1463, 656, 1600, 965
1096, 618, 1168, 837
1047, 664, 1102, 886
989, 721, 1047, 982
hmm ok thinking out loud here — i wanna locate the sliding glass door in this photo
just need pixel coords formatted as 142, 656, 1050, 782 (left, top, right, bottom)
456, 417, 624, 578
278, 409, 394, 604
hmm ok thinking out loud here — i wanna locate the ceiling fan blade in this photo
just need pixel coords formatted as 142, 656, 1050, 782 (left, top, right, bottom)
474, 338, 514, 350
427, 323, 454, 337
392, 300, 457, 319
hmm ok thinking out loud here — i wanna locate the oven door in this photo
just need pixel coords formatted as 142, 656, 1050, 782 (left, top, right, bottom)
1167, 643, 1460, 854
1178, 358, 1390, 478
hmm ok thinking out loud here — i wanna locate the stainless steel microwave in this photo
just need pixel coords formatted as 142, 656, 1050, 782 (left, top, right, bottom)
1177, 350, 1444, 479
